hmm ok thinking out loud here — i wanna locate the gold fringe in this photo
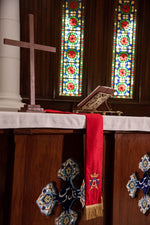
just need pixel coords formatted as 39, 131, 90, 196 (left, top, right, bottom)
84, 202, 103, 220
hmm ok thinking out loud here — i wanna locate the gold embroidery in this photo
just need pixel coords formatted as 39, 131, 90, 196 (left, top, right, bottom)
89, 173, 100, 190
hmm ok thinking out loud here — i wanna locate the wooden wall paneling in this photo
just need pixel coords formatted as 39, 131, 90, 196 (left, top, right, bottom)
0, 130, 14, 225
132, 0, 142, 103
9, 131, 65, 225
102, 0, 116, 87
85, 0, 106, 94
20, 0, 57, 102
109, 102, 150, 117
103, 132, 115, 225
138, 0, 150, 103
112, 132, 150, 225
10, 129, 95, 225
84, 0, 116, 93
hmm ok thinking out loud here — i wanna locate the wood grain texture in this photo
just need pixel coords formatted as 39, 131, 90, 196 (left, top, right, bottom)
103, 132, 115, 225
20, 0, 58, 100
112, 133, 150, 225
10, 130, 86, 225
0, 131, 14, 225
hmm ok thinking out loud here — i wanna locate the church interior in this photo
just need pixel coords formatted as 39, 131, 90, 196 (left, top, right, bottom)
18, 0, 150, 116
0, 0, 150, 225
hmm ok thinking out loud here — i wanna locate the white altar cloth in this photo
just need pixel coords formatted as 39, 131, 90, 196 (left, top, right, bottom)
0, 111, 150, 131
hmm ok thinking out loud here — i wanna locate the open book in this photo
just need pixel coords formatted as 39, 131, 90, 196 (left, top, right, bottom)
77, 86, 115, 110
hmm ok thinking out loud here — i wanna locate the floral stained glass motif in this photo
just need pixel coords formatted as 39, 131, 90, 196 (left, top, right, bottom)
59, 0, 84, 96
111, 0, 137, 98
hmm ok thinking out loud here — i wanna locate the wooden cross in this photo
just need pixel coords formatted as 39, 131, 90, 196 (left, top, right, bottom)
4, 14, 56, 112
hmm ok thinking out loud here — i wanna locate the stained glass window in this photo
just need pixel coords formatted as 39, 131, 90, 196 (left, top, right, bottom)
111, 0, 137, 99
59, 0, 84, 96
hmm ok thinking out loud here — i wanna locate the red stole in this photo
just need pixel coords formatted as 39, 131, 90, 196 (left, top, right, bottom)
84, 114, 103, 219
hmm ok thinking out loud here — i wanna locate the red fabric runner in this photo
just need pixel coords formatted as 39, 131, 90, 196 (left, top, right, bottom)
45, 109, 103, 216
85, 113, 103, 206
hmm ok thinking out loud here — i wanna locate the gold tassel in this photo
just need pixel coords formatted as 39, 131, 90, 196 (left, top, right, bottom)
84, 201, 103, 220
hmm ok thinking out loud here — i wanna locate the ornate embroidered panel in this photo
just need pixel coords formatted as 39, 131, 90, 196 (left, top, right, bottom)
111, 0, 137, 99
59, 0, 84, 96
126, 154, 150, 214
36, 158, 85, 224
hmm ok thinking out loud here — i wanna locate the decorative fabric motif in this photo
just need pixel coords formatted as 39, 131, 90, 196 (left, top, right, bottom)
139, 154, 150, 172
126, 173, 138, 198
138, 195, 150, 214
79, 179, 85, 207
55, 210, 78, 225
36, 158, 85, 224
126, 154, 150, 214
36, 183, 57, 215
89, 173, 100, 190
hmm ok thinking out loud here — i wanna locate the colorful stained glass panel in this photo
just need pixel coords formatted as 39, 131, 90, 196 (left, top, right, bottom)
111, 0, 137, 99
59, 0, 84, 96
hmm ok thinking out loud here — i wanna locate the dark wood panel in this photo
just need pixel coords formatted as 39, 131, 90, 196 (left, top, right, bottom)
20, 0, 58, 99
85, 0, 116, 94
14, 128, 86, 135
112, 133, 150, 225
84, 0, 105, 93
0, 131, 14, 225
108, 102, 150, 117
9, 131, 88, 225
103, 132, 115, 225
137, 0, 150, 103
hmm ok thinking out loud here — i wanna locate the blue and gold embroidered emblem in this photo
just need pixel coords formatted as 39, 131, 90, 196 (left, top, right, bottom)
89, 173, 99, 190
36, 158, 85, 225
126, 153, 150, 214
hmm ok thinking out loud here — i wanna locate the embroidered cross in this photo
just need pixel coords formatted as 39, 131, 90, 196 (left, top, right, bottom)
126, 154, 150, 214
36, 158, 85, 224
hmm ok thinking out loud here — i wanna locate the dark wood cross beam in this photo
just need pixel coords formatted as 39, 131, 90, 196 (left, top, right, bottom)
4, 14, 56, 112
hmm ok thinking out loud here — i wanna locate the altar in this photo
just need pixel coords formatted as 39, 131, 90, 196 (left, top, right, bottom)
0, 112, 150, 225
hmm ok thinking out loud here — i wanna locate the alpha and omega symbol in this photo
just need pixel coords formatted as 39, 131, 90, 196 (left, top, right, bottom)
89, 173, 100, 190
